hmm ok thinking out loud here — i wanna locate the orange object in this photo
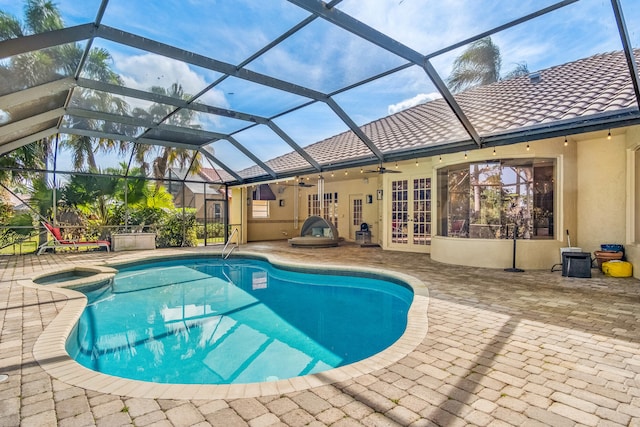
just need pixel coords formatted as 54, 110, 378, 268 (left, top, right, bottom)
593, 251, 623, 270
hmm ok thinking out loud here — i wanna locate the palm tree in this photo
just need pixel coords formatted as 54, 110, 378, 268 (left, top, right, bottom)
502, 62, 530, 81
0, 0, 125, 172
131, 83, 203, 184
448, 37, 501, 93
447, 37, 529, 93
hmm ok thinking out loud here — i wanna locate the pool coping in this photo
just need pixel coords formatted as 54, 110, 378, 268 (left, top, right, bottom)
20, 250, 429, 399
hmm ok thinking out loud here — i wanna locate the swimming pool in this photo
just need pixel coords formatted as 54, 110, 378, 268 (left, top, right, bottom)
65, 256, 414, 385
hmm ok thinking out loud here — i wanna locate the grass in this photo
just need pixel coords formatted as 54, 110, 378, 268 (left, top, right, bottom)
0, 237, 39, 255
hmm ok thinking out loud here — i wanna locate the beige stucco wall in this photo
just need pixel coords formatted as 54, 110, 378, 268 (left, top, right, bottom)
233, 127, 640, 276
229, 187, 247, 244
624, 126, 640, 278
576, 133, 627, 254
242, 177, 381, 243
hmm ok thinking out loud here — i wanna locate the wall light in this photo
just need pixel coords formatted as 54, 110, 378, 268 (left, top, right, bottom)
439, 155, 442, 163
608, 130, 611, 140
464, 151, 467, 159
415, 159, 419, 167
493, 148, 496, 156
526, 143, 530, 151
564, 136, 568, 146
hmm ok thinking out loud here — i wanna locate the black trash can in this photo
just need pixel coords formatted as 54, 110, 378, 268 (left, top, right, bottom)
562, 252, 592, 278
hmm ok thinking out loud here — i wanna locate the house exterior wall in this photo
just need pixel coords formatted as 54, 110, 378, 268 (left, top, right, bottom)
243, 177, 381, 242
234, 127, 639, 275
430, 138, 574, 269
576, 133, 627, 255
625, 127, 640, 279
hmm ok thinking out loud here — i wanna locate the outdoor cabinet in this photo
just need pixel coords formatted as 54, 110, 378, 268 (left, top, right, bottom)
112, 233, 156, 251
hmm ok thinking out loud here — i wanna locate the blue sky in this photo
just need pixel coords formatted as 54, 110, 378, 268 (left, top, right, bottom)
2, 0, 639, 173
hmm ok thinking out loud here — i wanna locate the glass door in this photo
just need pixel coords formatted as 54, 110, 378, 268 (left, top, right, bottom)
203, 198, 226, 245
390, 177, 431, 248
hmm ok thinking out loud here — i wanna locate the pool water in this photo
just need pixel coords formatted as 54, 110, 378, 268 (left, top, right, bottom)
66, 257, 413, 384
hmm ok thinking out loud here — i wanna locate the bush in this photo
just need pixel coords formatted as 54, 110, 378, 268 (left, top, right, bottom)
156, 209, 198, 248
196, 222, 225, 239
110, 205, 168, 234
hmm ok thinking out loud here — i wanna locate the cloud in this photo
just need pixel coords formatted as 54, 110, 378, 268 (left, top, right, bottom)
388, 92, 441, 114
112, 52, 230, 129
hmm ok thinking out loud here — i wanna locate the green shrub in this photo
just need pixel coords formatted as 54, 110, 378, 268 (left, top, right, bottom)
196, 222, 225, 239
156, 209, 198, 248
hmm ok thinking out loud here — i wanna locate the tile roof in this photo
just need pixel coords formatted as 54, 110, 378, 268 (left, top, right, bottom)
238, 50, 637, 180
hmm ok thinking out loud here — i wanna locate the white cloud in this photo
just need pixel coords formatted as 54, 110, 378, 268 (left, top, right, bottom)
114, 53, 229, 108
388, 92, 441, 114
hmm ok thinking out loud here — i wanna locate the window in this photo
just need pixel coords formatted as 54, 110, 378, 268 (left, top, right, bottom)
308, 192, 338, 227
353, 198, 363, 226
252, 200, 269, 218
437, 159, 554, 239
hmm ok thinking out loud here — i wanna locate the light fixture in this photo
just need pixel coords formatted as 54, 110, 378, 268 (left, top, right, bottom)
439, 155, 442, 163
360, 168, 363, 174
331, 172, 334, 177
526, 144, 530, 151
493, 148, 496, 156
607, 130, 611, 140
464, 151, 467, 159
395, 162, 398, 169
564, 136, 568, 146
344, 171, 348, 176
415, 159, 419, 167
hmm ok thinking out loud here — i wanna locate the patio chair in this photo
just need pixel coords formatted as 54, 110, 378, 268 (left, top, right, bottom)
37, 222, 110, 255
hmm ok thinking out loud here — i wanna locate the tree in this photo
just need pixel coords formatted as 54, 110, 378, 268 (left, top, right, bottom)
502, 62, 530, 81
447, 37, 529, 93
131, 83, 204, 183
0, 0, 125, 172
448, 37, 501, 93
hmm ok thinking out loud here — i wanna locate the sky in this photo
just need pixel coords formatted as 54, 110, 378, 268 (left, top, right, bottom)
2, 0, 639, 174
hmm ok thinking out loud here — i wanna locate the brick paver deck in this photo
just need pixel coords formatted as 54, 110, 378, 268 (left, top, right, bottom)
1, 241, 639, 426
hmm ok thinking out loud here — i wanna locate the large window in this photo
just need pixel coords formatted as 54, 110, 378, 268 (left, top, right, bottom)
252, 200, 269, 218
437, 159, 554, 239
308, 193, 338, 227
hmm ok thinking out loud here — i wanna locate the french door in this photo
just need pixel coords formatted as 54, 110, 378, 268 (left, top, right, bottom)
349, 194, 363, 240
389, 177, 431, 249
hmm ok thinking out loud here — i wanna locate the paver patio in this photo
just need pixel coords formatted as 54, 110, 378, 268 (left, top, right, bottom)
1, 241, 639, 426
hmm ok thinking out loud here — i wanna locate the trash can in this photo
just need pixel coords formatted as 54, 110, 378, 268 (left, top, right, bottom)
562, 252, 592, 278
356, 222, 371, 244
355, 231, 371, 244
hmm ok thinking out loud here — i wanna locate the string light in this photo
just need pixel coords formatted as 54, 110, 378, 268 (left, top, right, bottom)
564, 136, 568, 146
607, 130, 611, 140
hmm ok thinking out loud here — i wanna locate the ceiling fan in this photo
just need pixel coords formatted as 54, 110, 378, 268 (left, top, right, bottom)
280, 181, 316, 188
363, 163, 403, 174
